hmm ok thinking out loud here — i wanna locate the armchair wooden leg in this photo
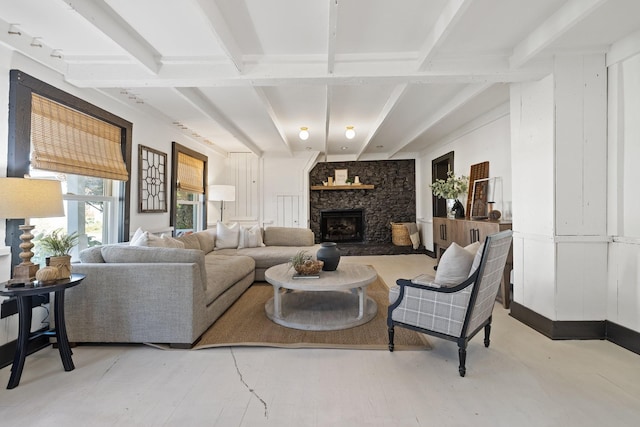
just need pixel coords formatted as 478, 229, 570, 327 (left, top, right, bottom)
458, 345, 467, 377
388, 326, 395, 352
484, 324, 491, 348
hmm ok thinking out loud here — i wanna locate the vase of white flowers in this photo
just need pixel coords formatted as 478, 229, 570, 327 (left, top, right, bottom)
430, 171, 469, 219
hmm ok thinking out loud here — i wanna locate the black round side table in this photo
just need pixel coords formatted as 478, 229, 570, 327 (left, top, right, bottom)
0, 273, 85, 389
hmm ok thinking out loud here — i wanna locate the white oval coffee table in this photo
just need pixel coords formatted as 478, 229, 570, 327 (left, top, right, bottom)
264, 263, 378, 331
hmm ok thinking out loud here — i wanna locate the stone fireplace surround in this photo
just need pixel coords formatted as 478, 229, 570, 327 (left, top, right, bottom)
310, 160, 422, 255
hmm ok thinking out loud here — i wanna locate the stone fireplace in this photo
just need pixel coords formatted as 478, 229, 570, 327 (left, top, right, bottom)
320, 208, 364, 242
309, 160, 416, 247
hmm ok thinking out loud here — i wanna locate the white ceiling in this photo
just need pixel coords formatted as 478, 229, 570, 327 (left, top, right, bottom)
1, 0, 639, 159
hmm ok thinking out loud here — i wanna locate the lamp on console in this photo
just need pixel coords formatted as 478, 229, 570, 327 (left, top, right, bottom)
209, 185, 236, 222
0, 177, 64, 284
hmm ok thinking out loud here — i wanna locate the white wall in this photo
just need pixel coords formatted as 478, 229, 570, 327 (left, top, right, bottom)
419, 112, 512, 251
261, 151, 320, 227
607, 51, 640, 332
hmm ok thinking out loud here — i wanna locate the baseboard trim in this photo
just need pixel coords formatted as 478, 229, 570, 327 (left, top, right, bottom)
510, 302, 640, 356
606, 321, 640, 355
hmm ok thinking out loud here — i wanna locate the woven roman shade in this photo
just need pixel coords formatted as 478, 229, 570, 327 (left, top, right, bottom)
177, 152, 204, 193
30, 93, 129, 181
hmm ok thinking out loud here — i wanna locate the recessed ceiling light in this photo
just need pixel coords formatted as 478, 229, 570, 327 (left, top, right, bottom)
341, 146, 348, 150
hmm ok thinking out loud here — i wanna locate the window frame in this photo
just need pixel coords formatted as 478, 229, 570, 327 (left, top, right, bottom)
6, 70, 132, 267
171, 142, 207, 233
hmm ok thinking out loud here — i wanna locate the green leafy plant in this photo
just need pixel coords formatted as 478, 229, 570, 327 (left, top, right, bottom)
429, 171, 469, 199
289, 250, 313, 269
38, 229, 79, 257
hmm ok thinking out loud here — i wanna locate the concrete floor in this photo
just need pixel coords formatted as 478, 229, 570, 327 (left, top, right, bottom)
1, 254, 639, 426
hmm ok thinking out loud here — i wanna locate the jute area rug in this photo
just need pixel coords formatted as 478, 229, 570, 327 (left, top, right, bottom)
194, 274, 431, 351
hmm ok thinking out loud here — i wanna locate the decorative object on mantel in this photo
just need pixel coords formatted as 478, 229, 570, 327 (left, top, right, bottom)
0, 177, 65, 284
334, 169, 348, 185
429, 171, 469, 219
317, 242, 341, 271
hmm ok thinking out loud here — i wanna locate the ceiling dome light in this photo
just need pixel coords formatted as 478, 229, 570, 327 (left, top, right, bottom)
345, 126, 356, 139
299, 127, 309, 140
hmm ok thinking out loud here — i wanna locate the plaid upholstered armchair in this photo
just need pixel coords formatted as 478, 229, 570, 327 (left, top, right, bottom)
388, 230, 513, 376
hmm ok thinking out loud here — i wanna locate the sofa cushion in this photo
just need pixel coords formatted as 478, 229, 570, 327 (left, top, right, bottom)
434, 242, 475, 287
232, 245, 319, 270
215, 222, 239, 249
101, 245, 202, 264
263, 227, 314, 246
238, 224, 265, 249
129, 231, 185, 249
176, 233, 202, 250
203, 254, 255, 305
79, 246, 105, 263
194, 229, 216, 253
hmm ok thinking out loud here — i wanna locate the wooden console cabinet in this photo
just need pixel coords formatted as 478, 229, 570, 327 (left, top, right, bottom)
433, 217, 513, 308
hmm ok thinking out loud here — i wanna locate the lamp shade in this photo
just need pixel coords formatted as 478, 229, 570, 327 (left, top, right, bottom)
208, 185, 236, 202
0, 178, 64, 219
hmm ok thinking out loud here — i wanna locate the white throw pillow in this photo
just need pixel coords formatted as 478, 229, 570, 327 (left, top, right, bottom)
215, 222, 240, 249
129, 227, 145, 245
237, 224, 265, 249
469, 244, 485, 277
434, 242, 475, 287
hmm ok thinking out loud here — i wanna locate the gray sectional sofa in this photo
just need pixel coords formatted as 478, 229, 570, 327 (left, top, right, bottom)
66, 226, 320, 347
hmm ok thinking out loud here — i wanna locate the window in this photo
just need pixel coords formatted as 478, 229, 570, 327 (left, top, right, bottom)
7, 70, 132, 267
171, 143, 207, 234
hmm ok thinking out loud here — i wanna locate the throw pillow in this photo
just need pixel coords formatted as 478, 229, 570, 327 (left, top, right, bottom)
129, 231, 185, 249
469, 244, 485, 277
434, 242, 475, 287
215, 222, 240, 249
129, 227, 145, 245
238, 224, 265, 249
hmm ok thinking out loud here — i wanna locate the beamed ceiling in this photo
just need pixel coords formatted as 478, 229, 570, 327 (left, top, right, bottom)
1, 0, 639, 160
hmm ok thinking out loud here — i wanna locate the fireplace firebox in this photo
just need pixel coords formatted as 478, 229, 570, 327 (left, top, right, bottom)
320, 209, 364, 242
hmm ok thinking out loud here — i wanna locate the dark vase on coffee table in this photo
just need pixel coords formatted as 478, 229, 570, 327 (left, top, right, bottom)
317, 242, 341, 271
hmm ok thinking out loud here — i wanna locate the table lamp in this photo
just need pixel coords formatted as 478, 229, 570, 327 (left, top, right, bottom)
0, 177, 65, 283
209, 185, 235, 222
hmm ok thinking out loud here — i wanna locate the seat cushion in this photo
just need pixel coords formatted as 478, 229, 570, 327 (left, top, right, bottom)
203, 254, 255, 305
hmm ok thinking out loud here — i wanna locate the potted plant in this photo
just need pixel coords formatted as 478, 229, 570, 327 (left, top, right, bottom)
430, 171, 469, 219
38, 229, 79, 280
288, 250, 323, 275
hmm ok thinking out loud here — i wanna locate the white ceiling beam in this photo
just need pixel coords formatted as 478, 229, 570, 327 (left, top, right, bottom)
510, 0, 608, 68
388, 83, 492, 158
252, 87, 293, 155
417, 0, 474, 71
62, 0, 162, 74
327, 0, 338, 74
0, 19, 67, 74
174, 87, 263, 157
65, 62, 547, 88
194, 0, 244, 73
324, 85, 333, 160
356, 84, 407, 160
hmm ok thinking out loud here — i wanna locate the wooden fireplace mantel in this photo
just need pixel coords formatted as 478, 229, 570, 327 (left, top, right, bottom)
310, 185, 375, 190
